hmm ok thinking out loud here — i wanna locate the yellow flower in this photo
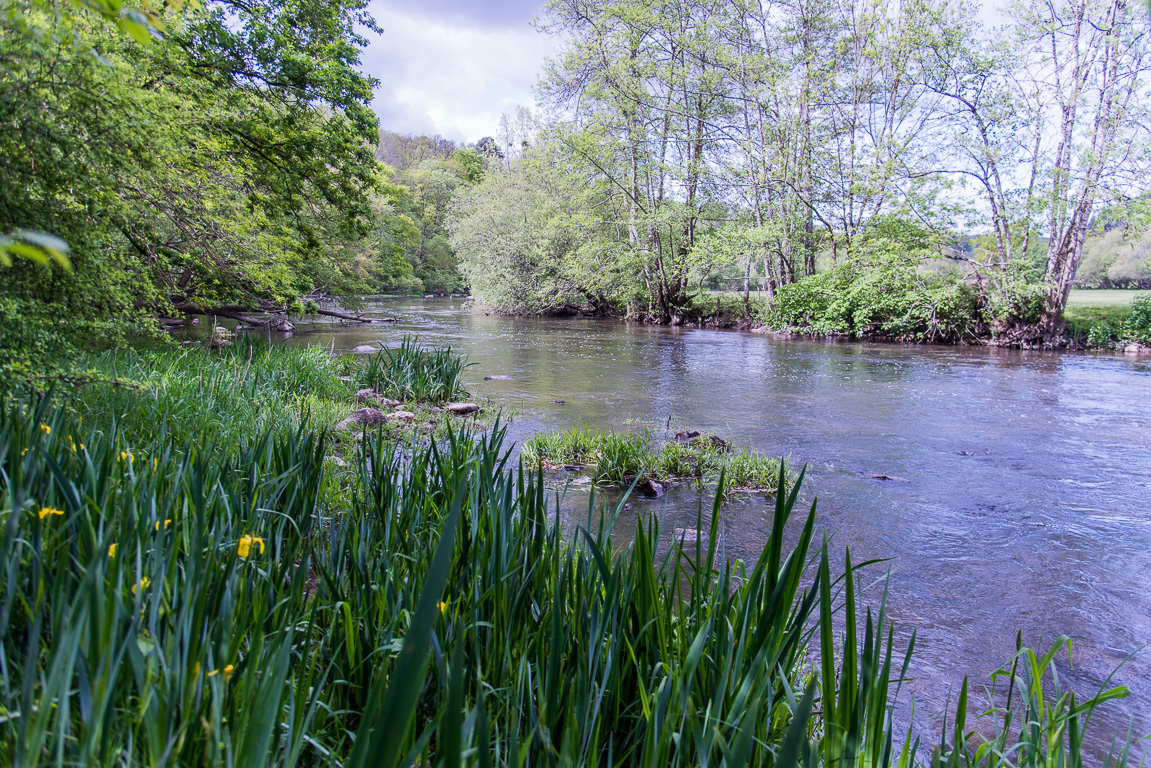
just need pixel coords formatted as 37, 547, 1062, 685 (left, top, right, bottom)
38, 506, 64, 519
132, 577, 151, 594
21, 447, 28, 456
223, 664, 234, 681
153, 457, 158, 470
108, 543, 117, 557
207, 668, 219, 677
39, 423, 50, 435
119, 451, 133, 463
438, 600, 449, 614
237, 535, 265, 558
154, 519, 172, 531
66, 435, 76, 452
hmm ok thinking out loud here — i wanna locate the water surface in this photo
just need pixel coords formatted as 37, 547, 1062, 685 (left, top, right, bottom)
283, 298, 1151, 753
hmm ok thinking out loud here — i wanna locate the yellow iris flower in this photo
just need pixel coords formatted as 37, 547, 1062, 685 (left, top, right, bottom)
38, 506, 64, 519
237, 535, 265, 558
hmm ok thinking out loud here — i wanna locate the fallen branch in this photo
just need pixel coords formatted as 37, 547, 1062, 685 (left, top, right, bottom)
315, 307, 374, 323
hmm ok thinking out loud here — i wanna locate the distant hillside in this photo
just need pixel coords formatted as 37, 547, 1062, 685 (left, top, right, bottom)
1076, 226, 1151, 289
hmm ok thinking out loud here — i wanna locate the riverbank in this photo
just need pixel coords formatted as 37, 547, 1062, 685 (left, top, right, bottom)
2, 339, 1140, 765
472, 287, 1151, 352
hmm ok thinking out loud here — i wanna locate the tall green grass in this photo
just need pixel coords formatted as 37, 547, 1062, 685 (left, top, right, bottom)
363, 335, 472, 404
72, 339, 353, 450
0, 400, 1138, 766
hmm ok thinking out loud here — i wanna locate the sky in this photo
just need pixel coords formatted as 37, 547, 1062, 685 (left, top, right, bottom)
357, 0, 1010, 148
359, 0, 555, 145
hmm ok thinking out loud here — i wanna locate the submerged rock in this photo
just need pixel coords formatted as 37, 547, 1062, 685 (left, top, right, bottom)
868, 473, 911, 483
674, 527, 700, 543
351, 345, 376, 355
483, 374, 513, 380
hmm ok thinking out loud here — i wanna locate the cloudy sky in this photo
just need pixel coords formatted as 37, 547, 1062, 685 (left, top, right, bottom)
357, 0, 1009, 147
359, 0, 555, 145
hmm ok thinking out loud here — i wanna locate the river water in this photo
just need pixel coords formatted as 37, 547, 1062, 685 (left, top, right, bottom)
282, 297, 1151, 754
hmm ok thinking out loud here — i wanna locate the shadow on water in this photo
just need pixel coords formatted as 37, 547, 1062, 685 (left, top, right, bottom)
262, 297, 1151, 756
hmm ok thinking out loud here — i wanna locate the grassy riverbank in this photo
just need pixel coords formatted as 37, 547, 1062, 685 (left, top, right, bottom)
0, 343, 1139, 766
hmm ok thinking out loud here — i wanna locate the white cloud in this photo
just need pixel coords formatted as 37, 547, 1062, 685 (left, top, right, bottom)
359, 2, 556, 144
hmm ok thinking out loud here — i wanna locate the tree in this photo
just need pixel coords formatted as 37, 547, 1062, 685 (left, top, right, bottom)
0, 0, 382, 339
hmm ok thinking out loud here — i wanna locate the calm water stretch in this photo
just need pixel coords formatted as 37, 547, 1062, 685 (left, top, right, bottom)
278, 297, 1151, 753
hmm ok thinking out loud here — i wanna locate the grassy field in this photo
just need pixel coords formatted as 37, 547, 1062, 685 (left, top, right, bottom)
1066, 289, 1151, 307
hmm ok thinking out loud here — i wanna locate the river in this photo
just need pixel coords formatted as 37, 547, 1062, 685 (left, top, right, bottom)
281, 297, 1151, 756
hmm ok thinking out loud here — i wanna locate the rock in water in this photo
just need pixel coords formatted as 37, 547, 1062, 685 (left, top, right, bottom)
868, 473, 911, 483
483, 374, 514, 380
674, 430, 701, 442
269, 318, 295, 332
705, 435, 730, 452
338, 408, 389, 428
639, 478, 665, 498
446, 402, 480, 415
674, 528, 700, 543
351, 345, 376, 354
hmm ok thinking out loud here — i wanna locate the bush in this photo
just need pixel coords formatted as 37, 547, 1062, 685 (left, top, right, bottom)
764, 258, 983, 343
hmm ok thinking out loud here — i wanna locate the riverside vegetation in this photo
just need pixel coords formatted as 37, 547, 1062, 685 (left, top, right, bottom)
0, 342, 1142, 766
522, 425, 791, 493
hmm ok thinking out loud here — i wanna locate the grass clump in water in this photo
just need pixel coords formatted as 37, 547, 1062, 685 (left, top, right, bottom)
362, 335, 472, 404
524, 425, 790, 492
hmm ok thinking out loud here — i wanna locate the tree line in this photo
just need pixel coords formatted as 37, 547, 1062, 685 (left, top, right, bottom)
450, 0, 1150, 343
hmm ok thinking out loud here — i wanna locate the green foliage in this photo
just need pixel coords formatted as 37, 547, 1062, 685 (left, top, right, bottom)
72, 340, 353, 449
766, 256, 983, 343
362, 336, 471, 404
451, 141, 613, 314
524, 426, 789, 491
933, 635, 1130, 767
1068, 295, 1151, 347
0, 0, 381, 383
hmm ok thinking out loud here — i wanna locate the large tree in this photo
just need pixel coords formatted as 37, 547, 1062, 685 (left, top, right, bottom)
0, 0, 381, 337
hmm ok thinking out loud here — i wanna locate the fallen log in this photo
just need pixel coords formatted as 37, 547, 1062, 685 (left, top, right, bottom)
316, 308, 374, 323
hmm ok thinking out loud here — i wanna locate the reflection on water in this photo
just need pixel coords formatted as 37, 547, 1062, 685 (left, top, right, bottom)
274, 298, 1150, 754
